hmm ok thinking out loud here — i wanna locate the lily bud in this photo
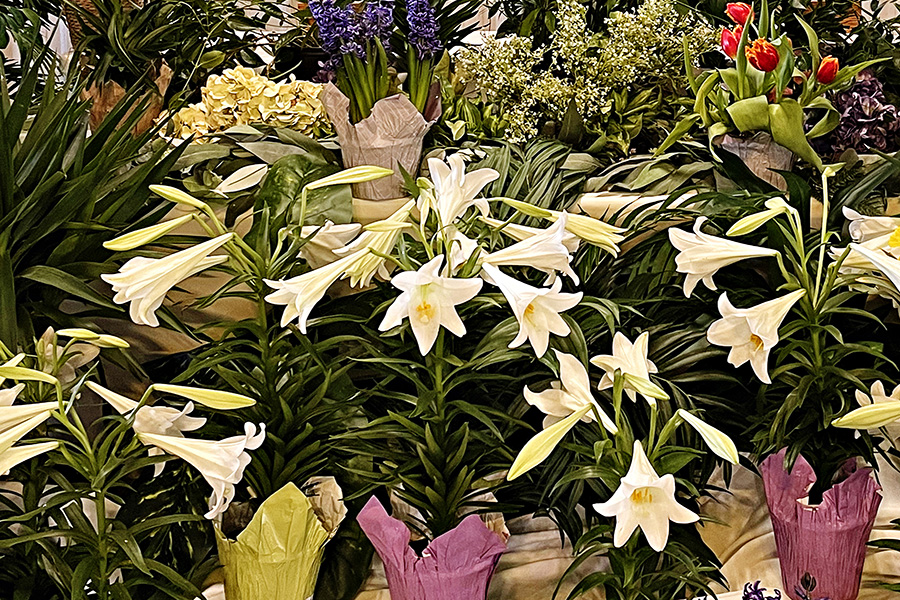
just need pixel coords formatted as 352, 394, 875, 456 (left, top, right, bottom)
725, 2, 753, 25
746, 38, 780, 72
817, 56, 839, 84
721, 26, 743, 59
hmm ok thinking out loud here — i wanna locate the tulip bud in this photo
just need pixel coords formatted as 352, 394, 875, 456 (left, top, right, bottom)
725, 2, 753, 25
720, 26, 742, 59
746, 38, 780, 72
817, 56, 839, 84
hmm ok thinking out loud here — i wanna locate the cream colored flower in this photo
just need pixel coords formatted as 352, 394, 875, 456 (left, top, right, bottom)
481, 264, 582, 357
426, 153, 499, 226
591, 332, 665, 405
706, 290, 806, 384
300, 221, 362, 269
482, 216, 578, 284
593, 440, 699, 552
668, 217, 778, 297
103, 234, 233, 327
379, 255, 483, 355
335, 201, 415, 288
481, 216, 580, 254
138, 422, 266, 519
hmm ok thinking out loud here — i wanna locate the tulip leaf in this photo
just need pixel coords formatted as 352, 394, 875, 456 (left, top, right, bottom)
508, 405, 591, 480
768, 99, 824, 171
804, 96, 840, 139
726, 95, 770, 133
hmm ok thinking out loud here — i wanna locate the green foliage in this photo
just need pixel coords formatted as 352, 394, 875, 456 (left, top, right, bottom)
0, 47, 186, 348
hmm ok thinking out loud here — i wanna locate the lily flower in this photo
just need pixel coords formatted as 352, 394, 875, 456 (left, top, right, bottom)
502, 198, 624, 255
849, 243, 900, 293
482, 216, 578, 284
706, 289, 806, 384
727, 198, 797, 237
138, 422, 266, 519
299, 221, 362, 269
0, 389, 55, 434
676, 409, 739, 464
480, 264, 582, 357
843, 207, 900, 243
524, 350, 617, 433
335, 201, 415, 288
593, 440, 699, 552
0, 411, 59, 476
832, 381, 900, 430
591, 332, 666, 406
87, 381, 207, 476
668, 217, 778, 297
379, 255, 482, 355
481, 216, 580, 253
427, 153, 499, 226
103, 233, 234, 327
265, 249, 368, 332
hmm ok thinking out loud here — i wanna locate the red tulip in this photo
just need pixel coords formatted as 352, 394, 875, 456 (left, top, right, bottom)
726, 2, 754, 25
721, 26, 743, 59
817, 56, 839, 84
746, 39, 780, 72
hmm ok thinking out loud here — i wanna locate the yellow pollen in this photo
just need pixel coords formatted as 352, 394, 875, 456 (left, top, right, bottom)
416, 302, 435, 324
630, 488, 653, 505
750, 334, 764, 351
524, 304, 535, 316
889, 227, 900, 248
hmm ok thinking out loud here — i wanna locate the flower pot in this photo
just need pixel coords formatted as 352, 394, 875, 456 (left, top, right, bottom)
321, 83, 439, 202
82, 60, 172, 136
718, 132, 794, 190
357, 496, 507, 600
216, 478, 346, 600
760, 450, 882, 600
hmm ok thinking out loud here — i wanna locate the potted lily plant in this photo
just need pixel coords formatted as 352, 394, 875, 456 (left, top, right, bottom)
663, 1, 882, 187
310, 0, 443, 204
257, 151, 626, 599
661, 168, 893, 600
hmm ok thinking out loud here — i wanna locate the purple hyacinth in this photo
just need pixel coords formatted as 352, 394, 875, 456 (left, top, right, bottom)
362, 0, 393, 49
405, 0, 441, 60
742, 582, 782, 600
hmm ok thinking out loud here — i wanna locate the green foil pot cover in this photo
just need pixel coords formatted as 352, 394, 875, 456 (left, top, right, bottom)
216, 478, 346, 600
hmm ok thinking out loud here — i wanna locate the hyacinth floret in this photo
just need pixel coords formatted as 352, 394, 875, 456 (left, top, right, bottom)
406, 0, 442, 59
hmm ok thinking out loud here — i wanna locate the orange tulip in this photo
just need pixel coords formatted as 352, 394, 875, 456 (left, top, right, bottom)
726, 2, 753, 25
817, 56, 839, 84
746, 39, 779, 72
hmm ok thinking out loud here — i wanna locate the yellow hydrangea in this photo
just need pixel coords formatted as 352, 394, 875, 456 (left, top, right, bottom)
166, 66, 331, 141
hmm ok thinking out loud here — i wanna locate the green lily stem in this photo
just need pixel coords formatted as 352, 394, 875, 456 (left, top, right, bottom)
813, 170, 831, 303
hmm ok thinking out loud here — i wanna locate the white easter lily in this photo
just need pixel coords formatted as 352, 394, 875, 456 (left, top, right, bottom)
335, 201, 415, 288
524, 350, 617, 433
299, 221, 362, 269
593, 440, 699, 552
481, 264, 582, 357
668, 217, 778, 297
843, 207, 900, 243
482, 216, 578, 284
427, 153, 499, 225
0, 390, 55, 433
676, 409, 739, 464
265, 249, 368, 332
102, 233, 233, 327
727, 198, 797, 237
0, 411, 59, 475
590, 332, 666, 406
501, 198, 625, 255
0, 441, 59, 476
849, 243, 900, 292
706, 289, 806, 384
481, 216, 580, 253
87, 381, 207, 476
103, 215, 194, 252
138, 422, 266, 519
832, 381, 900, 430
379, 255, 482, 355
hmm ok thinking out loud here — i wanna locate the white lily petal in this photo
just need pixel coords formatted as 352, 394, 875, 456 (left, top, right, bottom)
676, 409, 739, 464
0, 441, 59, 475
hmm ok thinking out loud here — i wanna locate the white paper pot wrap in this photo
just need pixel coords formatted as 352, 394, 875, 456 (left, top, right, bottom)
216, 478, 346, 600
719, 132, 794, 190
322, 83, 438, 202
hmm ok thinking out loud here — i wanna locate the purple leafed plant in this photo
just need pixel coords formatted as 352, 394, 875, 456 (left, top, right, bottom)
406, 0, 441, 59
742, 581, 782, 600
826, 70, 900, 153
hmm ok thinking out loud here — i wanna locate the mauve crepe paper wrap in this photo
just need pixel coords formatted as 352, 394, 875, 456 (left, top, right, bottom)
357, 495, 507, 600
216, 479, 346, 600
322, 83, 439, 202
761, 450, 882, 600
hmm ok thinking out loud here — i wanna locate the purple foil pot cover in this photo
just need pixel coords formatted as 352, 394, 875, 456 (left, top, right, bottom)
357, 496, 507, 600
761, 449, 883, 600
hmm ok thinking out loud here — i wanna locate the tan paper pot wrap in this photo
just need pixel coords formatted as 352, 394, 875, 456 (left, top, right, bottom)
321, 83, 439, 202
718, 132, 794, 190
216, 478, 346, 600
82, 61, 173, 136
